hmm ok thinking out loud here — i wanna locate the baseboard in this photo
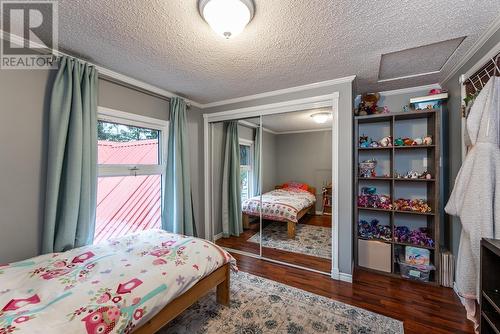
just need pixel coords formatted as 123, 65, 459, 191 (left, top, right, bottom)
331, 268, 353, 283
213, 233, 223, 241
339, 273, 353, 283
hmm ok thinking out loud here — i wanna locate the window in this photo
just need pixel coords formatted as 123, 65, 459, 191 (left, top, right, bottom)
95, 108, 168, 243
239, 139, 253, 201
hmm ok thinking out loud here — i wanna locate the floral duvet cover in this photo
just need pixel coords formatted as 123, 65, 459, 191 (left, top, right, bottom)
242, 188, 316, 223
0, 230, 235, 334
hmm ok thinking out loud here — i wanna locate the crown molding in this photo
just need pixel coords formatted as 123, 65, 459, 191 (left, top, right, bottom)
377, 83, 441, 96
0, 29, 203, 109
441, 13, 500, 85
199, 76, 356, 109
460, 40, 500, 83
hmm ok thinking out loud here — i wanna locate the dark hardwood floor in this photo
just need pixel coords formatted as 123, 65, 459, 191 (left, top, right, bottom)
232, 252, 474, 334
216, 215, 332, 272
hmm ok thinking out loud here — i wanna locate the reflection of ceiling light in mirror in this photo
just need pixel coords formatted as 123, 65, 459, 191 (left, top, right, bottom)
199, 0, 255, 39
310, 112, 331, 124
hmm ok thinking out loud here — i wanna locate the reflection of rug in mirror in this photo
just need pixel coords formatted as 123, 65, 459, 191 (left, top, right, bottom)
247, 222, 332, 259
162, 271, 404, 334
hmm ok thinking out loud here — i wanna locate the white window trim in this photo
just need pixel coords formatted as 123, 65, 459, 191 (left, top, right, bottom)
97, 106, 169, 177
239, 138, 254, 200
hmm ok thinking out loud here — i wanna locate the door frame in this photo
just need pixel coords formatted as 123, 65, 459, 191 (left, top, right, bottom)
203, 93, 341, 280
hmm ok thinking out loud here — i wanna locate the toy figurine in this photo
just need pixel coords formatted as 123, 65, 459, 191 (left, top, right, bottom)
413, 137, 423, 145
356, 93, 381, 116
382, 106, 390, 113
402, 105, 410, 113
370, 141, 379, 148
423, 136, 433, 145
379, 136, 392, 147
394, 138, 404, 146
419, 171, 432, 179
403, 137, 414, 146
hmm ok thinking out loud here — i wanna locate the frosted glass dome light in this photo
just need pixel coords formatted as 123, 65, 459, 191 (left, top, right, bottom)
199, 0, 255, 39
311, 112, 331, 124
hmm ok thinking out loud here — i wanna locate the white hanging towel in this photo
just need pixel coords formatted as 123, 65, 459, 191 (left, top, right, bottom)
445, 77, 500, 330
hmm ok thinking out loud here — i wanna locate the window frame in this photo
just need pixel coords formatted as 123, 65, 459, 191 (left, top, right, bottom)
239, 137, 254, 200
97, 107, 168, 178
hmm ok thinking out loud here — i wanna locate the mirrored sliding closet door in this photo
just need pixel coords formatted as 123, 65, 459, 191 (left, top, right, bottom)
211, 116, 262, 256
260, 109, 333, 273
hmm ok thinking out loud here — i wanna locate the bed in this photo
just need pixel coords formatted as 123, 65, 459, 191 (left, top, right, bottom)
0, 230, 236, 334
241, 183, 316, 239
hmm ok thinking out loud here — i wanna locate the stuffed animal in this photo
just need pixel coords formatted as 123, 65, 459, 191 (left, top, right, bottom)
356, 93, 381, 116
379, 136, 392, 147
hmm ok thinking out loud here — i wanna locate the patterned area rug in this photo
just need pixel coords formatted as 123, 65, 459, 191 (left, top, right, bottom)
161, 271, 404, 334
247, 222, 332, 259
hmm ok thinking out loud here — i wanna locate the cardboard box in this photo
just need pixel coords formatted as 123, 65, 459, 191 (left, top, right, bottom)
358, 239, 392, 273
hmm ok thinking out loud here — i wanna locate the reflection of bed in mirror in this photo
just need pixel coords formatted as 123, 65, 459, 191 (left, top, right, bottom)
241, 183, 316, 239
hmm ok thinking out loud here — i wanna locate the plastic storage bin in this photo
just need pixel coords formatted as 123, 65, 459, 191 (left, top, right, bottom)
398, 260, 435, 282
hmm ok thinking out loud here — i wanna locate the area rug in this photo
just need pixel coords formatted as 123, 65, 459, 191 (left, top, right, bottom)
161, 271, 404, 334
247, 222, 332, 259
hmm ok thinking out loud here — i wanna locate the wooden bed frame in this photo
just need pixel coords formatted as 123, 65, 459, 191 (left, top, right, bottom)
242, 185, 316, 239
134, 263, 230, 334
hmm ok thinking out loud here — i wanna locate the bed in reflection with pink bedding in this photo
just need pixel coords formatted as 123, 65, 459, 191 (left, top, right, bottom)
241, 183, 316, 239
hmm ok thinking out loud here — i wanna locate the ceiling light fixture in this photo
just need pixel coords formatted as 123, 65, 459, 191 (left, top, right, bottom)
199, 0, 255, 39
310, 112, 332, 124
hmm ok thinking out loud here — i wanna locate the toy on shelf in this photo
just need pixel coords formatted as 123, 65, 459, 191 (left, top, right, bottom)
358, 187, 393, 210
358, 219, 391, 241
394, 170, 433, 180
359, 159, 377, 178
395, 227, 434, 248
355, 93, 381, 116
359, 135, 393, 148
359, 134, 369, 147
379, 136, 392, 147
393, 135, 433, 147
405, 246, 431, 265
393, 198, 432, 213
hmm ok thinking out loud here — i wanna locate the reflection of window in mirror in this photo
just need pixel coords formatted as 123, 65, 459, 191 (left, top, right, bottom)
239, 139, 254, 202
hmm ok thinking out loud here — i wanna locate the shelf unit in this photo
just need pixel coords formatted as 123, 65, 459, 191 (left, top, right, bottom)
480, 239, 500, 334
354, 109, 441, 284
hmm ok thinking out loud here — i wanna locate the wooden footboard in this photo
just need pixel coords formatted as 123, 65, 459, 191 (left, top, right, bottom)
134, 263, 230, 334
285, 203, 315, 239
242, 212, 250, 229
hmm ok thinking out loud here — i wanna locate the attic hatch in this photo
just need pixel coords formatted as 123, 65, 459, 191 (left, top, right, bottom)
378, 37, 465, 82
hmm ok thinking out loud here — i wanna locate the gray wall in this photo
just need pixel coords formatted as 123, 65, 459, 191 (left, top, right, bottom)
262, 130, 277, 193
204, 81, 354, 274
441, 27, 500, 258
0, 71, 206, 263
0, 69, 53, 263
274, 131, 332, 211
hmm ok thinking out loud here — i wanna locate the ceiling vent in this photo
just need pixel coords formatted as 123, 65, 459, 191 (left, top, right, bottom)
378, 37, 465, 82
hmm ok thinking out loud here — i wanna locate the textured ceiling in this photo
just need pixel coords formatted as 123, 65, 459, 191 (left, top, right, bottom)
53, 0, 500, 104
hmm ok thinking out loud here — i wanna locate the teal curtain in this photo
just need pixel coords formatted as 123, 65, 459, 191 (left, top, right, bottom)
162, 97, 197, 236
222, 121, 243, 237
253, 127, 261, 196
42, 56, 98, 253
